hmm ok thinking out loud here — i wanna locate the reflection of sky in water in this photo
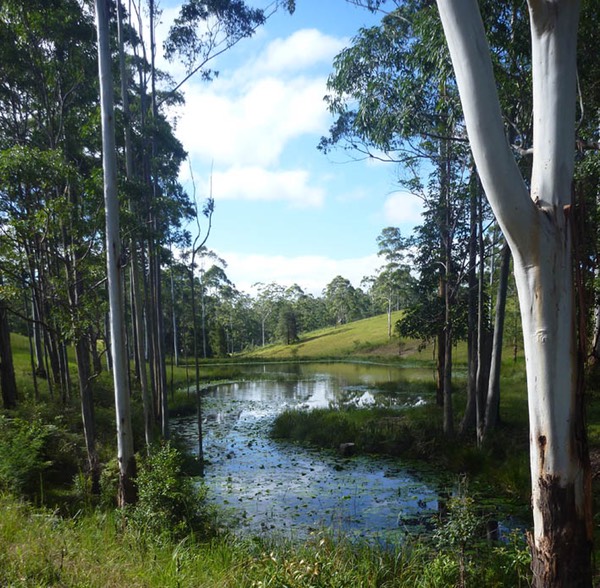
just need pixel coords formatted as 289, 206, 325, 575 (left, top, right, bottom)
172, 366, 442, 544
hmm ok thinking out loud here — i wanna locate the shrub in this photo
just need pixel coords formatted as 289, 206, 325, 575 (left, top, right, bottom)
128, 443, 213, 542
0, 415, 51, 498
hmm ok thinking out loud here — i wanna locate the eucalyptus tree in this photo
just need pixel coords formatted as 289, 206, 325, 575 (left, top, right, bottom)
95, 0, 136, 505
163, 0, 295, 99
373, 227, 415, 337
188, 198, 214, 471
276, 304, 299, 345
117, 0, 200, 442
117, 0, 155, 450
0, 0, 107, 485
323, 276, 364, 326
123, 0, 288, 440
253, 282, 285, 346
322, 3, 474, 432
290, 287, 329, 334
0, 0, 104, 411
480, 242, 511, 443
436, 0, 592, 583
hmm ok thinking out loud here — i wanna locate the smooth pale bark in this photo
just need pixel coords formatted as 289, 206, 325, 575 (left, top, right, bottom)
169, 260, 180, 367
387, 294, 392, 339
22, 289, 39, 402
31, 295, 46, 377
190, 256, 205, 474
117, 0, 154, 451
94, 0, 136, 506
436, 1, 592, 586
149, 0, 169, 441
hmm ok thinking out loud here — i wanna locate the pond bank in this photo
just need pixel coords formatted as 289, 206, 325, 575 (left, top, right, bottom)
171, 362, 530, 543
271, 405, 532, 514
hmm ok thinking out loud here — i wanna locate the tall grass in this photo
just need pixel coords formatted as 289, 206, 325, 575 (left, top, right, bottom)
0, 493, 532, 587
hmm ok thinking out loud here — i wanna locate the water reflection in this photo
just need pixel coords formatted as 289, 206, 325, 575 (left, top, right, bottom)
173, 363, 442, 544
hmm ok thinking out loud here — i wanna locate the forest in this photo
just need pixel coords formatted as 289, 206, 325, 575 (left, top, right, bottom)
1, 0, 600, 587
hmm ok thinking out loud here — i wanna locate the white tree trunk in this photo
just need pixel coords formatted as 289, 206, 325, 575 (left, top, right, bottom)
95, 0, 136, 506
436, 1, 592, 585
117, 0, 154, 452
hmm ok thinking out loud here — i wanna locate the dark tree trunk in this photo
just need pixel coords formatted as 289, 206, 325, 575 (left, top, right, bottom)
475, 189, 491, 441
461, 173, 479, 434
90, 328, 102, 375
0, 303, 18, 409
75, 336, 100, 493
481, 244, 511, 442
529, 477, 592, 588
436, 321, 445, 407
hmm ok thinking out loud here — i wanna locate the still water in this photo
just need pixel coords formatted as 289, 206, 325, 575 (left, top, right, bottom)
172, 362, 444, 544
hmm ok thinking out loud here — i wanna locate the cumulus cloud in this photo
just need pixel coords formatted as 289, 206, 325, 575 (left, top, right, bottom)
209, 166, 325, 207
244, 29, 347, 77
166, 25, 349, 208
219, 251, 380, 296
177, 75, 329, 167
383, 192, 424, 226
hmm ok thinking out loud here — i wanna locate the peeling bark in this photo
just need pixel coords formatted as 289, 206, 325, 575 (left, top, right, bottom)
529, 476, 592, 587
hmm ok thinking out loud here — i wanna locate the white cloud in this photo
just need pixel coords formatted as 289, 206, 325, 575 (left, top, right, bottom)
245, 29, 347, 77
219, 251, 380, 296
177, 74, 329, 168
209, 166, 325, 207
383, 192, 424, 226
167, 26, 346, 170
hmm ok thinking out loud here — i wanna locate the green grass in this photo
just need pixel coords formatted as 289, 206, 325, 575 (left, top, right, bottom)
0, 493, 532, 587
241, 311, 417, 360
6, 323, 600, 585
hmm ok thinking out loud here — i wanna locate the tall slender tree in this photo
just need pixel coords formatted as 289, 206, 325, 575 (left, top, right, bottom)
94, 0, 136, 506
437, 0, 592, 584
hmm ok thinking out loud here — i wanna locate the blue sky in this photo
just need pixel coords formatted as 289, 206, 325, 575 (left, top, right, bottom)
155, 0, 424, 295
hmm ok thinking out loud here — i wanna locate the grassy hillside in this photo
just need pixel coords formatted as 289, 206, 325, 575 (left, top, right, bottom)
242, 311, 433, 361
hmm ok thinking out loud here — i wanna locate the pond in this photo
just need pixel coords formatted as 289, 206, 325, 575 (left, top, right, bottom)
171, 362, 467, 545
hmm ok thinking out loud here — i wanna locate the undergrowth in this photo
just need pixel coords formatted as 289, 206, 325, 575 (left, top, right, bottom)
0, 492, 532, 587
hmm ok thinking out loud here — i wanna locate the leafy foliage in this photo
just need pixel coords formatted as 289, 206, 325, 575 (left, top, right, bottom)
0, 416, 51, 497
128, 443, 213, 542
164, 0, 267, 75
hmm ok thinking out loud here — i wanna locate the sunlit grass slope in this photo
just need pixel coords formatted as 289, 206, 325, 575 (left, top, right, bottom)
241, 311, 429, 361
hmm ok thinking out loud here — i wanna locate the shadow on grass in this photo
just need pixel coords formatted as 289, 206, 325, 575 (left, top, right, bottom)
298, 326, 352, 345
